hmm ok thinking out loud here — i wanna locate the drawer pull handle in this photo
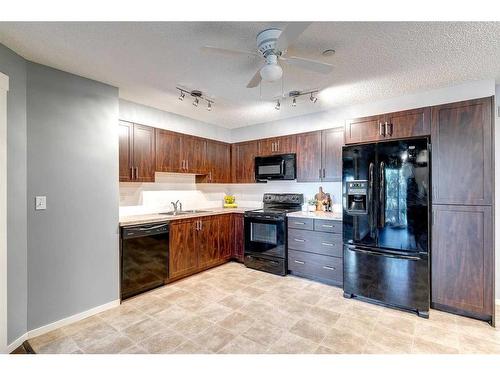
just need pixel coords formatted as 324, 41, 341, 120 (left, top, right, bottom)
321, 224, 334, 228
294, 260, 305, 265
323, 265, 335, 270
294, 238, 305, 242
321, 242, 334, 247
294, 222, 306, 225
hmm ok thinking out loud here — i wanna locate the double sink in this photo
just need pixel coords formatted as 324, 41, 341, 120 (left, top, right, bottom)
159, 209, 212, 216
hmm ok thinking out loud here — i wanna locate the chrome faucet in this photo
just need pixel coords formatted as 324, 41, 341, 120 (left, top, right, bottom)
170, 200, 182, 213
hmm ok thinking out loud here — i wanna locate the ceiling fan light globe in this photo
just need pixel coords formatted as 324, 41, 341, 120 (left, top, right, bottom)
260, 64, 283, 82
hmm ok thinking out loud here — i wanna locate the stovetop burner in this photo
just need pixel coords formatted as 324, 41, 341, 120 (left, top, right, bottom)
244, 193, 304, 218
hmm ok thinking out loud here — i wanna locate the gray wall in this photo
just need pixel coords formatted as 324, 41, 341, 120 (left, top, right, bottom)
26, 63, 119, 330
0, 44, 28, 344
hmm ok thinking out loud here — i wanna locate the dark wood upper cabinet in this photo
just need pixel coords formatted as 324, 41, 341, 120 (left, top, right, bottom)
321, 128, 344, 181
197, 140, 231, 183
169, 220, 198, 279
232, 141, 259, 183
431, 97, 493, 206
345, 114, 382, 144
119, 121, 133, 182
132, 124, 155, 182
385, 107, 430, 139
156, 128, 182, 173
296, 131, 322, 182
119, 121, 155, 182
297, 129, 344, 182
258, 135, 296, 156
197, 216, 220, 268
431, 204, 494, 320
182, 136, 207, 174
345, 107, 430, 144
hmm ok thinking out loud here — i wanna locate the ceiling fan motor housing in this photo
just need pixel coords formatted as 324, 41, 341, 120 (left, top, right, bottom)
256, 28, 282, 56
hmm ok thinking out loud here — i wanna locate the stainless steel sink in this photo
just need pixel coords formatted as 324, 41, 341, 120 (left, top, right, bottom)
160, 210, 212, 216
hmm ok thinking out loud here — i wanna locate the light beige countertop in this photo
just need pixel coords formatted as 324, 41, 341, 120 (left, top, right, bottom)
287, 210, 343, 221
119, 207, 253, 226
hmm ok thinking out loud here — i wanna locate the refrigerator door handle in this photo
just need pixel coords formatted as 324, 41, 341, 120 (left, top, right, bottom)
347, 245, 421, 261
379, 161, 385, 227
368, 162, 375, 236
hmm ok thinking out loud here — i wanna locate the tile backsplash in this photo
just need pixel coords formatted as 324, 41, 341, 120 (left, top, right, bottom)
119, 172, 342, 216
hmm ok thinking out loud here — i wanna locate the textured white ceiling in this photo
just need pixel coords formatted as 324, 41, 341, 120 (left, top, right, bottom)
1, 22, 500, 128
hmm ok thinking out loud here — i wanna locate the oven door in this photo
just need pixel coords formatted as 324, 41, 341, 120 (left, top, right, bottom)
244, 215, 285, 258
255, 156, 285, 180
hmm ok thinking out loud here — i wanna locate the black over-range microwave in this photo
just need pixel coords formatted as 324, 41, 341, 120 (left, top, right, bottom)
254, 153, 296, 181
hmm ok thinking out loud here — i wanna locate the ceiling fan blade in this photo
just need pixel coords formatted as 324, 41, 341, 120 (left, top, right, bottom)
246, 69, 262, 88
275, 22, 312, 51
281, 56, 333, 74
201, 45, 259, 58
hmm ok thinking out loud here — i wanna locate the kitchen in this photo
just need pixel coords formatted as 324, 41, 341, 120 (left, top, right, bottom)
1, 13, 500, 368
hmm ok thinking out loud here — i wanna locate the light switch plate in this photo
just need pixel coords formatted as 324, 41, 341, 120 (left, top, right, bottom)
35, 196, 46, 210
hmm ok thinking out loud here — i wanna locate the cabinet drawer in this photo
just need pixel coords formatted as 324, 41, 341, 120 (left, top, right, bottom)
288, 217, 314, 230
313, 219, 342, 233
288, 250, 343, 283
288, 229, 342, 257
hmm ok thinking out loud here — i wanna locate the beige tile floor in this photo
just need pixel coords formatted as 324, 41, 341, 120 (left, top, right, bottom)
28, 262, 500, 354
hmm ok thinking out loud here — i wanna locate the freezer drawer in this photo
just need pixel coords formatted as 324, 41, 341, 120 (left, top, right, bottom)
343, 245, 429, 315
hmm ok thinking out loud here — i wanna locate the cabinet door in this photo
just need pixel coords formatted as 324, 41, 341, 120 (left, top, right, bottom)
296, 131, 322, 182
232, 141, 258, 183
132, 124, 155, 182
197, 216, 220, 268
431, 205, 493, 319
182, 136, 207, 173
321, 128, 343, 181
156, 129, 182, 172
431, 97, 492, 205
385, 107, 430, 139
232, 214, 245, 262
169, 220, 197, 279
212, 142, 231, 183
345, 114, 383, 144
219, 214, 233, 260
257, 138, 275, 156
119, 121, 133, 182
275, 135, 297, 154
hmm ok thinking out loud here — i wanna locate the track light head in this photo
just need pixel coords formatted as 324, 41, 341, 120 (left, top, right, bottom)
310, 92, 318, 103
179, 91, 185, 101
193, 98, 199, 107
207, 101, 212, 111
292, 97, 297, 107
275, 100, 281, 110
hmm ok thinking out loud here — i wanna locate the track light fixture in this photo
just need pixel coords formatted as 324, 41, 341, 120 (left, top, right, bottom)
176, 87, 215, 112
273, 89, 319, 109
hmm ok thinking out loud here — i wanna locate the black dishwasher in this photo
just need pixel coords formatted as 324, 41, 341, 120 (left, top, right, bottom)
120, 222, 169, 300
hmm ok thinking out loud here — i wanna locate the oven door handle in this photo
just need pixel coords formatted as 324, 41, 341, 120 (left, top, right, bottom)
347, 246, 421, 261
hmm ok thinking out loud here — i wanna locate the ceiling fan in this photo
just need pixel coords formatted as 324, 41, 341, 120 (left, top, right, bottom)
201, 23, 334, 88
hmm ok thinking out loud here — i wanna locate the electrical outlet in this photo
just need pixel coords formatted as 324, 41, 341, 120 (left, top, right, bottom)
35, 196, 46, 210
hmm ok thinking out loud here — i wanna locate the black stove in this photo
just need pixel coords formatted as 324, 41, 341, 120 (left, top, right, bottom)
244, 193, 303, 275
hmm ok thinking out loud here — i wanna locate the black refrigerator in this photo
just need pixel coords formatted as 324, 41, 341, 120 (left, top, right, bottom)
342, 138, 430, 317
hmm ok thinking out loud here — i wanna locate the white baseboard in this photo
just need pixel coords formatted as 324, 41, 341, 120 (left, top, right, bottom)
6, 299, 120, 353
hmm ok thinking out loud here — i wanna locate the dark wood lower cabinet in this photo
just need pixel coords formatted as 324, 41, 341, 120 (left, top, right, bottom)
431, 205, 494, 323
169, 220, 198, 279
232, 213, 245, 262
168, 213, 245, 282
